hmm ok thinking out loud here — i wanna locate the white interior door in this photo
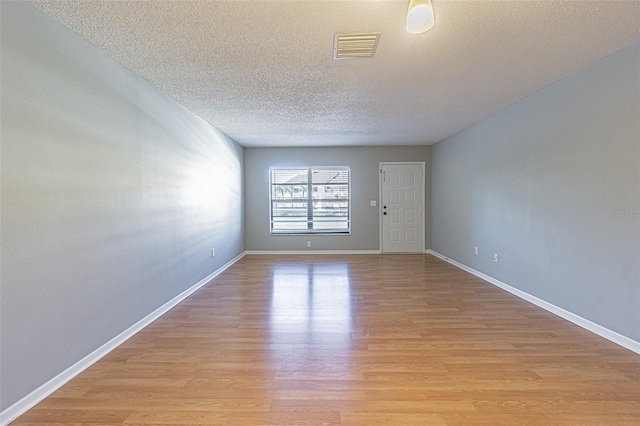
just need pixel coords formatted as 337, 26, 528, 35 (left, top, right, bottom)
381, 163, 424, 253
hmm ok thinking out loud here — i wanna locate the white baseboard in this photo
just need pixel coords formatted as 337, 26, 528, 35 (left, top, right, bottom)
245, 250, 381, 255
426, 250, 640, 355
0, 251, 246, 426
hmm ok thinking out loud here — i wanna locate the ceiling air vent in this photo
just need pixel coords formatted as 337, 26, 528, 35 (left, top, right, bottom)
333, 32, 381, 60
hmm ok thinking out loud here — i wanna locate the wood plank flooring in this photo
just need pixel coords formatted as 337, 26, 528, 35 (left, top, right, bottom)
13, 254, 640, 425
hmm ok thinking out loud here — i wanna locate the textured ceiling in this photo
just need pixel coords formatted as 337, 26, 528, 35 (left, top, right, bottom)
32, 0, 640, 147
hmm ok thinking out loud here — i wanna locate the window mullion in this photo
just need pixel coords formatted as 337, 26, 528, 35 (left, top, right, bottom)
307, 168, 313, 230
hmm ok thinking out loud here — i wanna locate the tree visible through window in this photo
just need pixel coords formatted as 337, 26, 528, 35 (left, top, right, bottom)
270, 167, 350, 234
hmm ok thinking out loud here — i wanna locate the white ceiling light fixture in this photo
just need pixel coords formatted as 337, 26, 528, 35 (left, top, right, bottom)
407, 0, 435, 34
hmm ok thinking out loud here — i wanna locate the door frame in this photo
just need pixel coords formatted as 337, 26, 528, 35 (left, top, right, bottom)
379, 161, 426, 253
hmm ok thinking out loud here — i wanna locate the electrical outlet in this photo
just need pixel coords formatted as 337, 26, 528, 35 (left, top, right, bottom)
474, 246, 479, 255
307, 241, 312, 248
494, 253, 499, 263
370, 200, 377, 207
211, 248, 216, 257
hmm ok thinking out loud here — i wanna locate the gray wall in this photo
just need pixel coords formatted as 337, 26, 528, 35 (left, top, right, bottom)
245, 146, 431, 251
431, 42, 639, 342
0, 2, 244, 410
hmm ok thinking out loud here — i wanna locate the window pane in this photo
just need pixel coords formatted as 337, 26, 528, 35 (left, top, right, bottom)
271, 169, 308, 185
311, 168, 349, 231
312, 169, 349, 185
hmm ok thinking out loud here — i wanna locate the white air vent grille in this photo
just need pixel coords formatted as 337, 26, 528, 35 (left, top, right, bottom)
333, 33, 381, 60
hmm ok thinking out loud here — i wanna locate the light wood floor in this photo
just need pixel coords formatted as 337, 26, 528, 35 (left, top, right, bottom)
14, 255, 640, 425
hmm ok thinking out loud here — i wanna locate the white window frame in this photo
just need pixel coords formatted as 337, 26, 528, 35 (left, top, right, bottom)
269, 166, 351, 235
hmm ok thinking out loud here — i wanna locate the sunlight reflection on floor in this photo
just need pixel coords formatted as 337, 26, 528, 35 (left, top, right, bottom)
269, 262, 353, 335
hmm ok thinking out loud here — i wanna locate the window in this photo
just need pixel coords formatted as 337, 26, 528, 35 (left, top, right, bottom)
270, 167, 350, 234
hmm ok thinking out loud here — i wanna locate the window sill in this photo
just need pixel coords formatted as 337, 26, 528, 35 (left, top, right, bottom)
270, 230, 351, 236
